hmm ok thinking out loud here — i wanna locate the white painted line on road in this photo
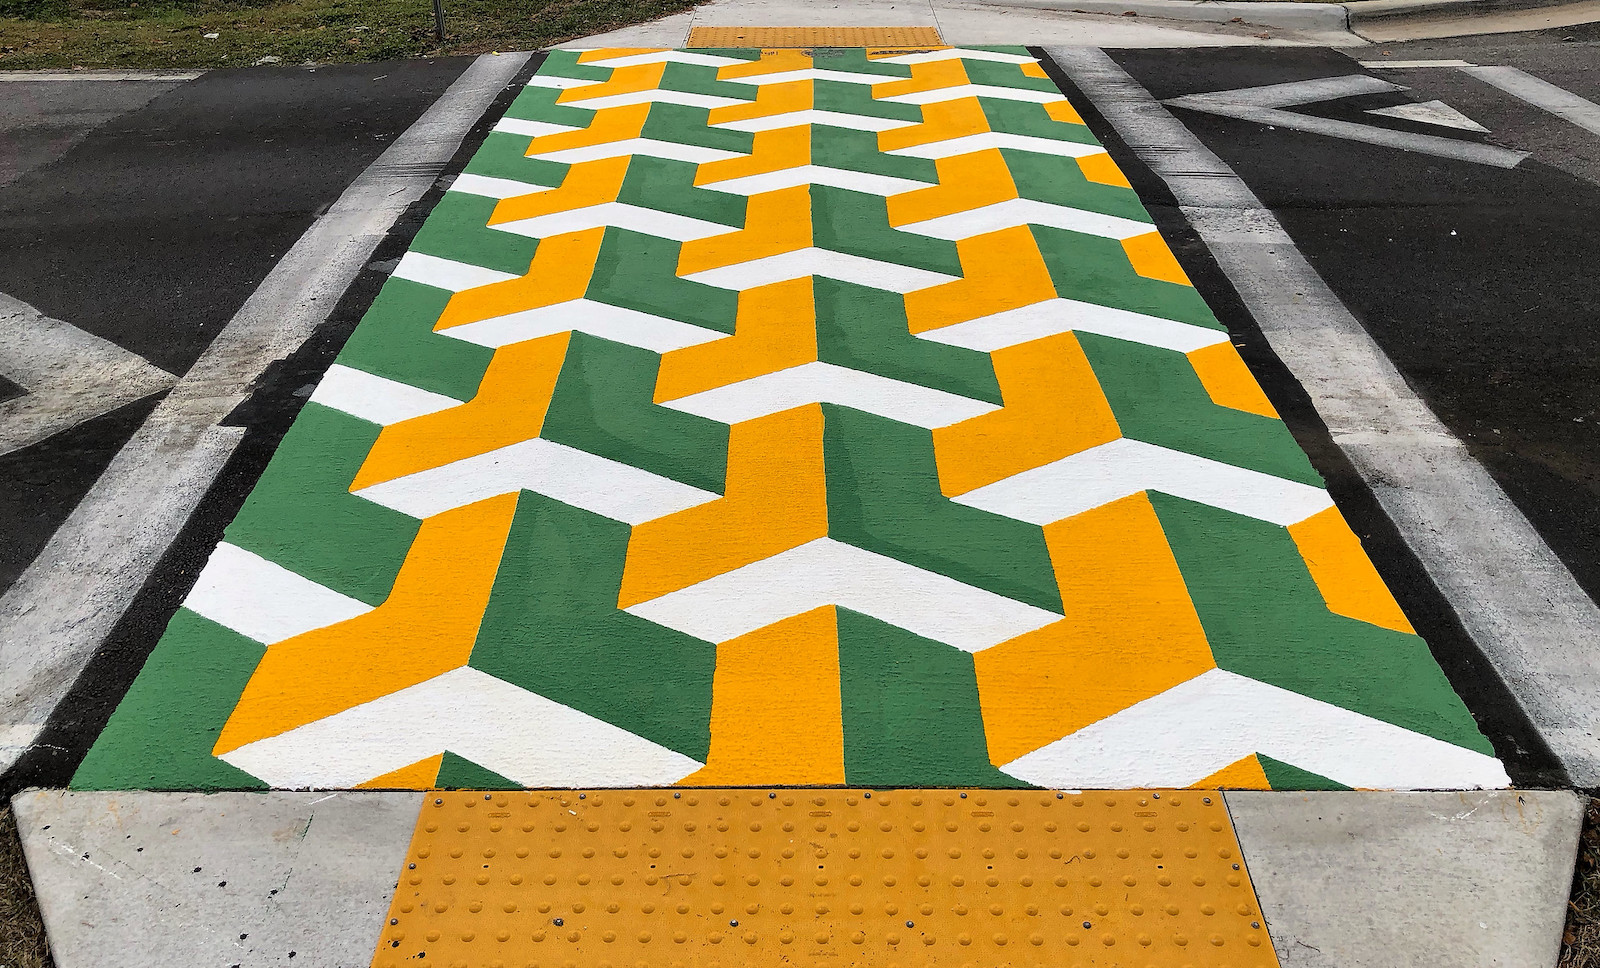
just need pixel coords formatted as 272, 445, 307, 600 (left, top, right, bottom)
1050, 46, 1600, 784
1366, 100, 1488, 133
1359, 59, 1476, 68
0, 291, 176, 456
1164, 75, 1530, 169
0, 50, 533, 776
1461, 65, 1600, 139
0, 70, 205, 82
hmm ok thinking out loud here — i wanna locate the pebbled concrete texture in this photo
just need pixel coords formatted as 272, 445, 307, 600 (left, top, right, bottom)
1228, 790, 1583, 968
12, 789, 422, 968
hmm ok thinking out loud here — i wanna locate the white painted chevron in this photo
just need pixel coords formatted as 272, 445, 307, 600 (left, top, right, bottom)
918, 297, 1231, 354
354, 438, 718, 524
449, 173, 554, 199
879, 84, 1069, 106
217, 666, 705, 788
626, 537, 1060, 652
309, 364, 463, 426
438, 299, 729, 353
561, 89, 749, 110
390, 252, 519, 293
492, 201, 739, 242
528, 138, 746, 165
711, 110, 917, 133
898, 197, 1153, 241
999, 668, 1512, 790
886, 132, 1106, 160
493, 117, 580, 138
183, 543, 372, 646
954, 437, 1334, 526
683, 247, 957, 293
660, 361, 998, 428
720, 68, 909, 87
876, 49, 1039, 66
526, 75, 603, 91
697, 165, 930, 197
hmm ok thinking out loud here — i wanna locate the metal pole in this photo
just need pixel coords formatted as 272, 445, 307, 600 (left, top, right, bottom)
432, 0, 445, 41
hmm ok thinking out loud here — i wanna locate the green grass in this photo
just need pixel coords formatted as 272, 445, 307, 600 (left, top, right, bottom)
0, 0, 701, 69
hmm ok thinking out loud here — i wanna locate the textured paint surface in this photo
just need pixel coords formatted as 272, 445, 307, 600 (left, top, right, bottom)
75, 47, 1508, 793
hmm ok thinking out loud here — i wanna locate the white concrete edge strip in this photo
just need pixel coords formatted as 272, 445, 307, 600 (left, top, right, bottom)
13, 789, 424, 968
0, 70, 206, 81
0, 290, 177, 457
0, 50, 533, 776
182, 542, 372, 645
217, 667, 704, 788
1460, 65, 1600, 139
1000, 668, 1511, 789
626, 536, 1061, 653
1049, 45, 1600, 783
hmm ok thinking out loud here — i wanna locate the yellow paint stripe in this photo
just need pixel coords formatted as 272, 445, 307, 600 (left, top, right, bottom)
1122, 230, 1193, 286
1077, 151, 1131, 188
576, 48, 661, 64
676, 184, 812, 275
717, 48, 816, 81
375, 789, 1277, 968
886, 148, 1017, 227
1288, 506, 1416, 634
1197, 754, 1272, 790
524, 103, 650, 154
932, 332, 1120, 497
688, 26, 943, 47
619, 404, 828, 608
357, 754, 444, 790
214, 494, 520, 754
685, 606, 845, 785
489, 156, 630, 225
434, 227, 605, 331
904, 225, 1057, 334
975, 493, 1216, 766
707, 79, 812, 125
653, 278, 817, 403
877, 96, 990, 153
350, 333, 570, 491
694, 124, 811, 187
555, 62, 668, 105
1187, 341, 1280, 419
871, 57, 969, 100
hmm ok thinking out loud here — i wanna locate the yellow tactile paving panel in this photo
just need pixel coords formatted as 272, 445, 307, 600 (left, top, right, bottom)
685, 26, 945, 48
373, 789, 1278, 967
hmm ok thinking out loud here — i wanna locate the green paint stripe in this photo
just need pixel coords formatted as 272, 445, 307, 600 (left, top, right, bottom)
1259, 754, 1352, 791
588, 227, 739, 333
814, 278, 1001, 404
410, 192, 541, 276
503, 85, 596, 127
336, 277, 493, 402
462, 132, 570, 189
813, 186, 961, 275
436, 750, 520, 790
1003, 149, 1151, 223
1033, 225, 1223, 329
535, 49, 612, 82
813, 126, 937, 183
618, 156, 746, 227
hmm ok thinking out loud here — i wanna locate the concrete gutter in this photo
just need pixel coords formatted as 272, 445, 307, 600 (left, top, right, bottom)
984, 0, 1597, 34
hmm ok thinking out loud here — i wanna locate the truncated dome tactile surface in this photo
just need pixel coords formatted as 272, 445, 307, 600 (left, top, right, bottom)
373, 789, 1278, 967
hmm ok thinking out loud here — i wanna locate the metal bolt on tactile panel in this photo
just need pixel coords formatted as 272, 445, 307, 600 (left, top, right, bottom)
373, 789, 1279, 967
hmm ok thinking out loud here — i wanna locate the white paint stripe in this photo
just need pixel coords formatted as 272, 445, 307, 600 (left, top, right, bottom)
698, 164, 929, 197
448, 173, 554, 199
562, 89, 749, 110
581, 50, 746, 68
898, 197, 1153, 240
308, 364, 463, 426
876, 49, 1039, 65
1359, 59, 1476, 68
886, 132, 1106, 160
1000, 669, 1511, 790
721, 68, 903, 87
529, 138, 745, 164
439, 299, 729, 353
354, 437, 717, 524
711, 109, 917, 133
493, 117, 581, 138
660, 361, 998, 428
879, 83, 1067, 105
391, 251, 519, 292
526, 74, 602, 90
182, 544, 371, 645
0, 52, 534, 774
1051, 45, 1600, 783
0, 70, 205, 82
626, 537, 1059, 652
493, 200, 738, 242
218, 666, 704, 789
1461, 65, 1600, 138
1366, 100, 1488, 133
0, 291, 176, 457
919, 297, 1231, 354
956, 437, 1334, 526
683, 247, 957, 293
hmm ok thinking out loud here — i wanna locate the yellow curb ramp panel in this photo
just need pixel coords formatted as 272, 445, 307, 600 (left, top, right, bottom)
685, 26, 944, 48
374, 789, 1279, 967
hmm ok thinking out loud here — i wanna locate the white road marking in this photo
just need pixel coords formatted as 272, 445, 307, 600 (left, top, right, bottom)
659, 361, 1000, 428
1000, 668, 1512, 790
1461, 65, 1600, 139
897, 197, 1153, 240
308, 364, 463, 426
1366, 99, 1489, 132
878, 83, 1068, 106
711, 109, 917, 133
1164, 74, 1529, 169
0, 291, 176, 457
626, 537, 1061, 652
528, 137, 745, 165
1359, 59, 1477, 68
918, 297, 1230, 354
448, 172, 554, 199
683, 247, 956, 292
1051, 45, 1600, 783
875, 49, 1039, 66
182, 544, 372, 645
438, 298, 729, 353
391, 251, 520, 292
955, 437, 1334, 526
579, 50, 746, 69
0, 51, 534, 776
492, 200, 739, 242
885, 132, 1106, 160
493, 117, 580, 138
697, 164, 930, 196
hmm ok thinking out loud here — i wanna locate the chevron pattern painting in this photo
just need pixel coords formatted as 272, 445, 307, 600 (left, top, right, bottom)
73, 46, 1510, 793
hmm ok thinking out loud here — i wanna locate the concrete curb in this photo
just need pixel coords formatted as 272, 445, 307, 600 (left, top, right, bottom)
984, 0, 1594, 32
